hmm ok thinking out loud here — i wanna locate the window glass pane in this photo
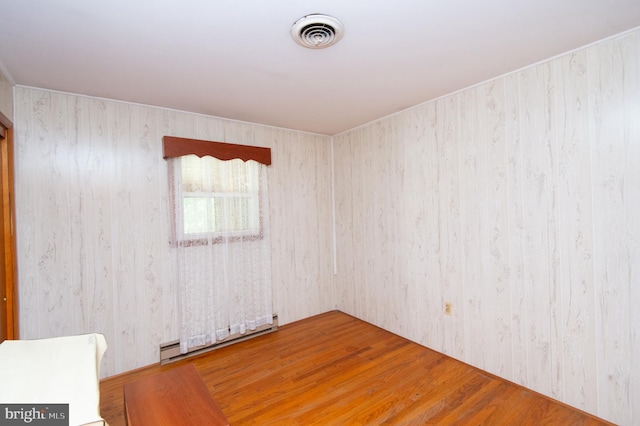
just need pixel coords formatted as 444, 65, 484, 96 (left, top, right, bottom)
212, 196, 257, 232
183, 197, 209, 234
179, 156, 261, 237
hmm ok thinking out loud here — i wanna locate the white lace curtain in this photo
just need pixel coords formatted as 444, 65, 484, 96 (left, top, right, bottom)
164, 138, 273, 354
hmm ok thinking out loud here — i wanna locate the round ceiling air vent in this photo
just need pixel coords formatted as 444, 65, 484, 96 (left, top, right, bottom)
291, 14, 344, 49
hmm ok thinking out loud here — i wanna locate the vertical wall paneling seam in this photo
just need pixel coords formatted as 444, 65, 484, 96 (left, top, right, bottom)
585, 40, 602, 418
21, 89, 30, 337
586, 40, 603, 418
31, 89, 41, 338
107, 101, 119, 373
63, 94, 73, 335
500, 77, 513, 383
481, 85, 491, 372
456, 94, 466, 361
551, 60, 563, 403
506, 77, 516, 381
76, 98, 85, 336
461, 91, 470, 362
34, 89, 40, 337
18, 89, 25, 336
634, 29, 640, 425
516, 72, 530, 387
456, 92, 468, 364
331, 137, 337, 277
632, 30, 640, 425
503, 77, 516, 383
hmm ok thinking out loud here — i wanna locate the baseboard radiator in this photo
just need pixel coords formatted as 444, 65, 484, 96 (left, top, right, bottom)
160, 315, 279, 364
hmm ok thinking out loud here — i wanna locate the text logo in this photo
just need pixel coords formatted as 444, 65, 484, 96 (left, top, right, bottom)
0, 404, 68, 426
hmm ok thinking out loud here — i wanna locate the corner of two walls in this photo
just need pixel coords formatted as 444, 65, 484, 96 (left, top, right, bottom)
332, 28, 640, 425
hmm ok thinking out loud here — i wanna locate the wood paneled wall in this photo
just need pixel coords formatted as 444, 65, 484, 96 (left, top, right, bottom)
333, 29, 640, 425
13, 88, 335, 377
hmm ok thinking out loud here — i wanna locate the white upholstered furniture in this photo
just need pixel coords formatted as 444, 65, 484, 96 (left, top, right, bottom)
0, 333, 108, 426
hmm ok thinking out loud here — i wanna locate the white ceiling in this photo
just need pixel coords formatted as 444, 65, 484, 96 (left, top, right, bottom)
1, 1, 640, 136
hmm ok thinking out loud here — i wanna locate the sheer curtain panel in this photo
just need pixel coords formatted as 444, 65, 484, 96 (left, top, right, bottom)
164, 136, 273, 354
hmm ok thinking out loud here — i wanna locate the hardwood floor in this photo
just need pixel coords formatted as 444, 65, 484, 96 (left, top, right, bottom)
100, 311, 612, 425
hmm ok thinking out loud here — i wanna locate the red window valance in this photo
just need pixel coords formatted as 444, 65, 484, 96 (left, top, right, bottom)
162, 136, 271, 165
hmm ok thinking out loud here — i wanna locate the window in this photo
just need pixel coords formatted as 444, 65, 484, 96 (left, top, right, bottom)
163, 136, 272, 247
178, 155, 262, 240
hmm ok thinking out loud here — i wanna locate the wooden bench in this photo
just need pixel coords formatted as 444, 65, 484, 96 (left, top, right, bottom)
123, 363, 229, 426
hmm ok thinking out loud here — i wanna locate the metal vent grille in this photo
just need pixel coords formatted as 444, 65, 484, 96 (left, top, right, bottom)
291, 14, 344, 49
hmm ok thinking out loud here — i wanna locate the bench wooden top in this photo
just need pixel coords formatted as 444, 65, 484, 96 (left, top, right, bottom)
123, 363, 229, 426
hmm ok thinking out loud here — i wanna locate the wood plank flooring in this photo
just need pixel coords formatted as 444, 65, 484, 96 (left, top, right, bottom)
100, 311, 612, 425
